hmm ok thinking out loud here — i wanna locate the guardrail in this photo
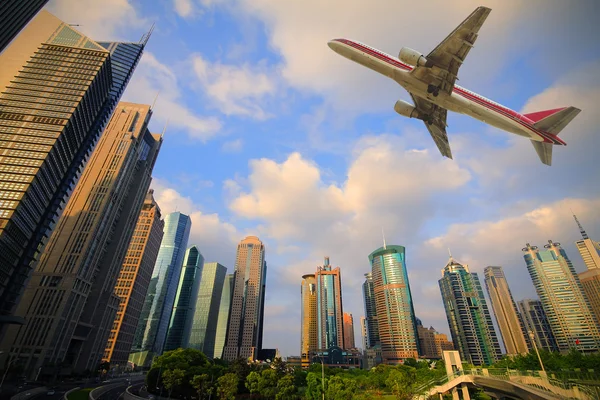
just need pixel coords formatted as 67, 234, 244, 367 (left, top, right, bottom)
89, 376, 146, 400
64, 386, 81, 400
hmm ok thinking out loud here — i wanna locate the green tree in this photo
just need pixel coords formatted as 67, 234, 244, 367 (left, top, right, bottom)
191, 373, 213, 400
275, 374, 297, 400
271, 357, 288, 377
259, 369, 279, 398
217, 373, 238, 400
386, 366, 419, 400
162, 368, 185, 398
305, 372, 326, 400
325, 375, 358, 400
245, 371, 261, 394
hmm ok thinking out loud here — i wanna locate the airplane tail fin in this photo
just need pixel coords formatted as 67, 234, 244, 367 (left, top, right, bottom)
531, 140, 553, 166
524, 106, 581, 135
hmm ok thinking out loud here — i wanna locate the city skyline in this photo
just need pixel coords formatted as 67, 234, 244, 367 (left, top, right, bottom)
1, 0, 598, 360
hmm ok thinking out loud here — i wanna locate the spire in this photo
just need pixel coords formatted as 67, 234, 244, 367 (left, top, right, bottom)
151, 91, 160, 109
161, 119, 169, 138
140, 22, 155, 46
382, 227, 387, 250
448, 247, 452, 259
572, 212, 589, 240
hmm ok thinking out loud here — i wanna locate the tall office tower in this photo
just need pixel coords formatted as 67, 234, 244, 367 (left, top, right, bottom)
523, 241, 600, 353
343, 313, 355, 349
187, 262, 226, 358
362, 272, 380, 349
360, 317, 367, 350
0, 0, 49, 52
0, 11, 147, 329
103, 190, 164, 367
214, 273, 234, 359
369, 244, 419, 363
301, 274, 318, 367
517, 299, 558, 352
573, 215, 600, 325
132, 212, 192, 360
315, 257, 344, 350
483, 266, 529, 355
439, 256, 501, 366
163, 246, 205, 352
1, 103, 161, 377
223, 236, 266, 361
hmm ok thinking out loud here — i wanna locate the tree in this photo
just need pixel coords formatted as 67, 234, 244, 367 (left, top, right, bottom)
271, 357, 288, 377
162, 368, 185, 398
191, 373, 213, 400
386, 366, 420, 400
259, 369, 279, 398
305, 372, 326, 400
275, 374, 297, 400
217, 373, 238, 400
245, 371, 261, 394
325, 375, 358, 400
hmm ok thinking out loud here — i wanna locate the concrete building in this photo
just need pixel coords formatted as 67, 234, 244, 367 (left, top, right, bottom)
343, 312, 355, 349
523, 241, 600, 353
0, 0, 49, 52
1, 102, 161, 378
573, 214, 600, 326
214, 273, 234, 359
416, 320, 454, 359
223, 236, 266, 361
369, 244, 419, 363
362, 272, 380, 349
360, 316, 368, 351
316, 257, 344, 350
0, 11, 146, 331
484, 266, 529, 355
301, 274, 318, 368
103, 190, 164, 368
517, 299, 557, 352
439, 256, 501, 366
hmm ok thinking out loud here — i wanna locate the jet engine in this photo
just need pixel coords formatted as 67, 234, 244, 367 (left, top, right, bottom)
394, 100, 421, 119
399, 47, 432, 67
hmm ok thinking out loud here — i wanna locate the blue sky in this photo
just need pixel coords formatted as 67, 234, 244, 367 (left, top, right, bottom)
48, 0, 600, 357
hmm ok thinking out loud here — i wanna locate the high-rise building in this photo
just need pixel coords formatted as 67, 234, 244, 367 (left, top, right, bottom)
343, 313, 355, 349
360, 316, 368, 351
483, 266, 529, 355
439, 256, 501, 366
0, 11, 147, 329
517, 299, 557, 352
132, 212, 192, 360
103, 190, 164, 367
573, 214, 600, 326
369, 244, 419, 363
1, 102, 161, 378
214, 273, 234, 359
315, 257, 344, 350
362, 272, 380, 349
523, 241, 600, 353
164, 246, 205, 352
223, 236, 266, 361
301, 274, 318, 367
188, 262, 226, 359
0, 0, 49, 52
416, 319, 454, 359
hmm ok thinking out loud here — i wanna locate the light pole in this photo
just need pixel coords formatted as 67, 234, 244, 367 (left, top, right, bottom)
529, 331, 545, 373
318, 355, 325, 400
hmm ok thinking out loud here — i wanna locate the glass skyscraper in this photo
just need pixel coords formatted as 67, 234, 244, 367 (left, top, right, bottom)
316, 257, 344, 350
362, 272, 380, 349
132, 212, 191, 359
573, 214, 600, 326
189, 262, 227, 359
518, 299, 557, 352
164, 246, 204, 352
523, 241, 600, 353
439, 256, 501, 366
214, 273, 234, 359
369, 245, 419, 363
0, 0, 49, 52
301, 274, 318, 367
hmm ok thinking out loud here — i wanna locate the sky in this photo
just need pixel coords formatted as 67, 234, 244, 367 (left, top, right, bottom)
46, 0, 600, 357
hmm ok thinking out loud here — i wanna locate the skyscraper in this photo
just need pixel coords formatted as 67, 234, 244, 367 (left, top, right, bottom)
0, 10, 147, 329
103, 190, 164, 368
483, 266, 529, 355
573, 215, 600, 326
188, 262, 226, 359
0, 102, 161, 378
360, 317, 368, 350
343, 313, 355, 349
523, 241, 600, 353
315, 257, 344, 350
518, 299, 557, 352
223, 236, 266, 361
573, 214, 600, 271
301, 274, 318, 367
439, 256, 501, 366
0, 0, 49, 52
416, 319, 454, 359
214, 273, 234, 359
164, 246, 205, 352
362, 272, 380, 349
369, 244, 419, 363
132, 212, 192, 359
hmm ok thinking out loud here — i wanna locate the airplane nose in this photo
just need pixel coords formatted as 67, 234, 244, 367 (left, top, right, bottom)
327, 40, 339, 51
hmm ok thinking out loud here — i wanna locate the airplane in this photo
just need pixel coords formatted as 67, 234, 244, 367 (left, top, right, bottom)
327, 6, 580, 166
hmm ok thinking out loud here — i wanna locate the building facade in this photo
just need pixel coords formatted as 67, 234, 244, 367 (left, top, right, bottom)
0, 11, 146, 329
439, 256, 501, 366
517, 299, 557, 352
316, 257, 344, 350
301, 274, 318, 367
573, 214, 600, 326
362, 272, 380, 349
0, 0, 49, 53
103, 190, 164, 367
360, 317, 368, 351
369, 245, 419, 363
188, 262, 226, 359
483, 266, 529, 355
416, 319, 454, 359
223, 236, 266, 361
343, 313, 355, 349
523, 241, 600, 353
1, 102, 161, 378
214, 273, 234, 359
132, 212, 191, 360
164, 246, 205, 352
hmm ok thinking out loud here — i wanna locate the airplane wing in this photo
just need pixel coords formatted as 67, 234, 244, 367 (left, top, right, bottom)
411, 6, 491, 95
410, 94, 452, 159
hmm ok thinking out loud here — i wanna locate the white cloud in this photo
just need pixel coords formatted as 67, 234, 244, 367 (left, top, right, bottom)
221, 139, 244, 153
174, 0, 195, 18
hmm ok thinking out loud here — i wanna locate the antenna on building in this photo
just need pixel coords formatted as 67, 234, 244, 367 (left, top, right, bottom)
140, 22, 155, 46
381, 227, 387, 250
161, 119, 169, 138
448, 247, 452, 259
151, 91, 160, 110
571, 210, 589, 240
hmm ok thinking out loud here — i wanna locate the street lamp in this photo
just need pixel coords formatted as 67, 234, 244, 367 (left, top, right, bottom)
528, 331, 545, 373
316, 354, 325, 400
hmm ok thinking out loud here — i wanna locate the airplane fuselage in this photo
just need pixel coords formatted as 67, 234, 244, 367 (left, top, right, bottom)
328, 39, 565, 145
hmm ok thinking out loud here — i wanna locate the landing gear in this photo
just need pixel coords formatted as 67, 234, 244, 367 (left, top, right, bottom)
423, 116, 434, 125
427, 84, 440, 97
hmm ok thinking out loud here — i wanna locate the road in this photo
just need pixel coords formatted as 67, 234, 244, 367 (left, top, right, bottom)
28, 377, 139, 400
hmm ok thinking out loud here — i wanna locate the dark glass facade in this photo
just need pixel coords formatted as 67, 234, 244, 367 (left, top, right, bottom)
362, 272, 379, 348
214, 273, 234, 359
0, 0, 49, 53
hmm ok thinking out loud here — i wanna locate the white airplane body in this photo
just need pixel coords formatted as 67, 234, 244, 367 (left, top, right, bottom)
328, 7, 581, 165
